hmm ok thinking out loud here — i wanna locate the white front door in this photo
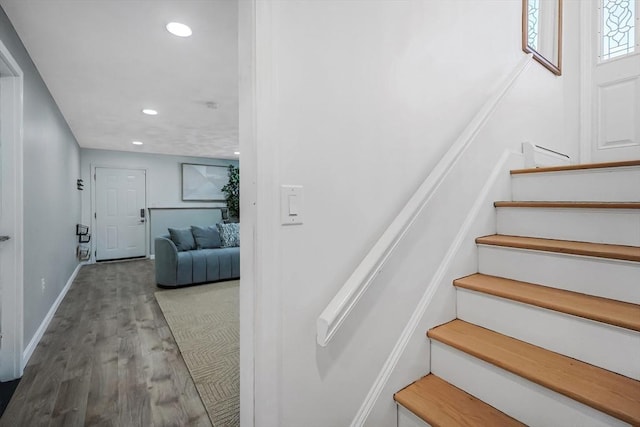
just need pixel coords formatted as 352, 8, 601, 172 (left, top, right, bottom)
95, 168, 147, 261
0, 41, 24, 380
590, 0, 640, 162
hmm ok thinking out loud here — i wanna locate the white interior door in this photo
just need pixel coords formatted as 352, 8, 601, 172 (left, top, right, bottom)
95, 168, 146, 261
0, 41, 24, 380
591, 0, 640, 162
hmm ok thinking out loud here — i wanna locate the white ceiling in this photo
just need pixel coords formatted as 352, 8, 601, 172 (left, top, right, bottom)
0, 0, 239, 159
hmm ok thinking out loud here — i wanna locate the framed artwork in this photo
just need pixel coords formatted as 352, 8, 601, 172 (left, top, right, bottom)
181, 163, 228, 202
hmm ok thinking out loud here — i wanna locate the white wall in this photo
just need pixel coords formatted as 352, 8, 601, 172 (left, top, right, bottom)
0, 6, 82, 354
245, 1, 582, 426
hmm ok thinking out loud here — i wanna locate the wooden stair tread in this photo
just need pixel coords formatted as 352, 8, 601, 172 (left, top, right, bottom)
511, 160, 640, 175
494, 201, 640, 209
476, 234, 640, 262
428, 320, 640, 425
394, 374, 524, 427
454, 274, 640, 331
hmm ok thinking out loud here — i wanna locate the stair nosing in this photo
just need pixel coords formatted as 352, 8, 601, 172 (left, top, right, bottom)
510, 160, 640, 175
494, 201, 640, 209
394, 374, 525, 427
428, 320, 640, 425
454, 273, 640, 332
475, 234, 640, 262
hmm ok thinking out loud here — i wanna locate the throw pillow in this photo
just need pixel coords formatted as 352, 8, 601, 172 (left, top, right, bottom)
216, 222, 240, 247
168, 227, 196, 251
191, 225, 222, 249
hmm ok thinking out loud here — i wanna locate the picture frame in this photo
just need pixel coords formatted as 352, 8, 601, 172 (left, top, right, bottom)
181, 163, 228, 202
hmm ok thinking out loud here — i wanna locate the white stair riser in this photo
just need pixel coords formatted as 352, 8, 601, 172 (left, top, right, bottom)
456, 289, 640, 380
430, 342, 628, 427
397, 405, 431, 427
478, 245, 640, 304
496, 208, 640, 246
511, 168, 640, 202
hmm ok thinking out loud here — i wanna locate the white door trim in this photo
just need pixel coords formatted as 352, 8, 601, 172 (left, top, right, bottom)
239, 0, 285, 425
239, 0, 255, 424
90, 164, 149, 263
579, 0, 594, 164
0, 40, 25, 380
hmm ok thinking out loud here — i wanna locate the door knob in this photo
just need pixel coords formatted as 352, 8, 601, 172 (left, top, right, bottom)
0, 236, 10, 242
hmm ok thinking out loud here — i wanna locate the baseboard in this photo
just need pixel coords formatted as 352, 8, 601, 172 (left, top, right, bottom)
21, 262, 84, 369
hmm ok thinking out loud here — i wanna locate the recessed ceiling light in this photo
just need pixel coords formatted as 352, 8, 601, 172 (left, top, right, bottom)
132, 141, 144, 146
234, 151, 240, 155
142, 109, 158, 116
166, 22, 192, 37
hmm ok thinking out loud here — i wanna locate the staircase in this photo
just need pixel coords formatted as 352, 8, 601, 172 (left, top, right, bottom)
394, 160, 640, 426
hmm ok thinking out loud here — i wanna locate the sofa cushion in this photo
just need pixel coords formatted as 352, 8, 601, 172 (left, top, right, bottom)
202, 247, 240, 279
191, 225, 222, 249
217, 223, 240, 247
168, 227, 196, 251
189, 250, 208, 283
155, 235, 240, 287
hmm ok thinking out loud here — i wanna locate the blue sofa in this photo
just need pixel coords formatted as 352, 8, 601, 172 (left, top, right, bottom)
154, 224, 240, 287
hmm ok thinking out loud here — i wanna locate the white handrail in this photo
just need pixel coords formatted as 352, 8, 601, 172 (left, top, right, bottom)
316, 54, 533, 347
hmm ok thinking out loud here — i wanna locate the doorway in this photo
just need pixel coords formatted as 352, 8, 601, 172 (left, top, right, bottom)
0, 40, 24, 381
94, 167, 147, 261
582, 0, 640, 162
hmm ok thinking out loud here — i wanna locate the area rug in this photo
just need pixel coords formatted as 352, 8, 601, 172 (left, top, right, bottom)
155, 281, 239, 427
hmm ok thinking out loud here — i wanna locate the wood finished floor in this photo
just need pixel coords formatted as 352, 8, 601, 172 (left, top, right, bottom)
0, 259, 212, 427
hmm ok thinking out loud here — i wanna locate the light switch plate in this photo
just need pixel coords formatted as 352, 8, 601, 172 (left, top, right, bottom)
281, 185, 304, 225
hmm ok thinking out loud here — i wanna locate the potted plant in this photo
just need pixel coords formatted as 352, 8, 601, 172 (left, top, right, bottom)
221, 164, 239, 222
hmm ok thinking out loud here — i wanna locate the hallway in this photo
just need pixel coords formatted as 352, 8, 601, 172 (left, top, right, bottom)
0, 260, 211, 426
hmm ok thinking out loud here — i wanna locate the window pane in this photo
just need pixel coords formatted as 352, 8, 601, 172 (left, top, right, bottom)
528, 0, 540, 50
602, 0, 636, 61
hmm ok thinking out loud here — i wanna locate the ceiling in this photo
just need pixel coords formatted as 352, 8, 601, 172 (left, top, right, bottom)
0, 0, 239, 159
